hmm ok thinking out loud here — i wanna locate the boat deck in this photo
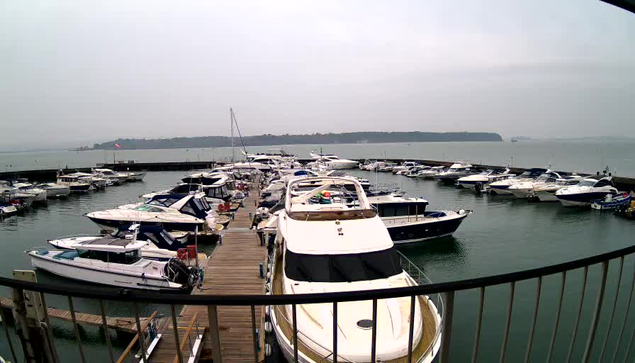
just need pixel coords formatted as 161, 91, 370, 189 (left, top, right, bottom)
271, 252, 440, 363
149, 181, 268, 363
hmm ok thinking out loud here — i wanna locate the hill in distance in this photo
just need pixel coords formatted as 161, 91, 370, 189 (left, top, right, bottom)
90, 131, 503, 150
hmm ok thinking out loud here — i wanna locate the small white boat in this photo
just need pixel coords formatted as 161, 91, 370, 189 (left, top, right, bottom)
487, 168, 547, 195
12, 182, 48, 204
556, 175, 618, 207
507, 171, 567, 199
392, 161, 419, 174
127, 171, 147, 182
93, 168, 129, 185
528, 175, 583, 202
417, 165, 445, 179
456, 168, 514, 190
47, 225, 189, 261
37, 183, 71, 198
27, 240, 199, 291
436, 162, 473, 184
308, 153, 359, 170
57, 175, 93, 193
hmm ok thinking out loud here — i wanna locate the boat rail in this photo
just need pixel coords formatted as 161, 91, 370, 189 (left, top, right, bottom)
3, 243, 635, 362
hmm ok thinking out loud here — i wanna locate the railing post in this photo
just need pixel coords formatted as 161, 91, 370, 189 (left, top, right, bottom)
292, 304, 299, 363
471, 287, 485, 363
582, 261, 609, 363
208, 305, 223, 363
333, 302, 338, 363
251, 305, 258, 363
500, 282, 516, 363
440, 291, 454, 363
171, 305, 184, 363
371, 299, 378, 362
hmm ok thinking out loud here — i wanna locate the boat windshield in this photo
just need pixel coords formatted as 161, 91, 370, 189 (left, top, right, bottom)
578, 180, 597, 187
284, 248, 403, 282
134, 205, 164, 213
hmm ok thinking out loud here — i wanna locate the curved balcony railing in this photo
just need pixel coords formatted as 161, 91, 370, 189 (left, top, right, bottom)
0, 243, 635, 362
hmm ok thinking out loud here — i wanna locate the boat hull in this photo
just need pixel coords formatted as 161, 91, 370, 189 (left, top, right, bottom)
384, 212, 469, 244
87, 216, 204, 232
29, 252, 186, 291
557, 192, 616, 207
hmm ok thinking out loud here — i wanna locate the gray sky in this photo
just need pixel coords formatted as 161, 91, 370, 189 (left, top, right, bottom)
1, 0, 635, 150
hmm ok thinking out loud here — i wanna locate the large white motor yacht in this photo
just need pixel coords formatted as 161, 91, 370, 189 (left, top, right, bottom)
270, 176, 442, 363
555, 175, 618, 207
530, 175, 584, 202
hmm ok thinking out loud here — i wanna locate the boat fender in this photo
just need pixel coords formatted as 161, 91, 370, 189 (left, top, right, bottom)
265, 344, 272, 357
264, 321, 273, 333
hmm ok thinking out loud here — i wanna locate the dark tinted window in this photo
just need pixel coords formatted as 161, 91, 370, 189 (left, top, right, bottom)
284, 248, 402, 282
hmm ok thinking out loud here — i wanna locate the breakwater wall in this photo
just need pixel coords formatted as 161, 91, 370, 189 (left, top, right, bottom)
2, 159, 635, 191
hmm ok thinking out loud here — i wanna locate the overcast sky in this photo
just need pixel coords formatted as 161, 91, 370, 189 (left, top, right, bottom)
1, 0, 634, 149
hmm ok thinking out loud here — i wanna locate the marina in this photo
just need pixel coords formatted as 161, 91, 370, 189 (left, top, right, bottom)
1, 146, 635, 362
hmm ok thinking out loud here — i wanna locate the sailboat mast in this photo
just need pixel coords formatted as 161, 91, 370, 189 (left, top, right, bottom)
230, 108, 235, 163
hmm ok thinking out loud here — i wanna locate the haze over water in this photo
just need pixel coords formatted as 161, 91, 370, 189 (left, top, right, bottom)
3, 140, 635, 176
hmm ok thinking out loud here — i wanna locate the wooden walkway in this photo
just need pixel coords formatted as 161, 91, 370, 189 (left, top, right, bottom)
150, 182, 268, 363
0, 297, 151, 333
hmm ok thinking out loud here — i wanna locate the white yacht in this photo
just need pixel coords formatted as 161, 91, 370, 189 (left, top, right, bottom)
555, 175, 618, 207
126, 171, 147, 182
27, 239, 198, 291
86, 192, 217, 232
487, 168, 547, 195
12, 182, 48, 204
417, 166, 445, 179
436, 162, 473, 184
37, 183, 71, 199
93, 168, 129, 185
308, 154, 359, 170
405, 165, 430, 178
46, 225, 189, 261
392, 161, 419, 174
530, 175, 584, 202
507, 171, 566, 199
368, 193, 470, 243
57, 174, 93, 193
456, 168, 514, 190
65, 172, 108, 189
270, 176, 442, 363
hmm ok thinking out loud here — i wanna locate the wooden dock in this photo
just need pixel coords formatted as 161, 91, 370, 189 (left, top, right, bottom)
149, 183, 268, 363
0, 297, 152, 334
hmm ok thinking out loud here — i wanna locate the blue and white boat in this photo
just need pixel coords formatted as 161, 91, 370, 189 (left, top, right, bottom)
591, 192, 632, 211
556, 176, 618, 207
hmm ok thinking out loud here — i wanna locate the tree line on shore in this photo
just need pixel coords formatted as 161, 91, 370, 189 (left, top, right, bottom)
90, 131, 503, 150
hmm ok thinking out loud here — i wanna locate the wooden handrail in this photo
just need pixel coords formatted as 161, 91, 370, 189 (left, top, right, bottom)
115, 311, 158, 363
173, 312, 199, 363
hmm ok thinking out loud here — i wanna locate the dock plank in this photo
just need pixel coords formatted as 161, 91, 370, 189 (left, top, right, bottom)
150, 179, 268, 363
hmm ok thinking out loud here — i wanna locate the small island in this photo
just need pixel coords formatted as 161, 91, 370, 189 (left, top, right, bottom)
90, 131, 503, 150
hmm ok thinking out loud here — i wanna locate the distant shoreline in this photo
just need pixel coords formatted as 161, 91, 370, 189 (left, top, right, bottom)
88, 131, 503, 150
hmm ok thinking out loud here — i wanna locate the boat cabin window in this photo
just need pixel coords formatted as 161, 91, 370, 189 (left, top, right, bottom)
578, 179, 597, 187
77, 249, 141, 264
134, 205, 164, 213
148, 196, 182, 208
285, 248, 403, 282
180, 198, 208, 218
593, 179, 613, 188
376, 202, 427, 217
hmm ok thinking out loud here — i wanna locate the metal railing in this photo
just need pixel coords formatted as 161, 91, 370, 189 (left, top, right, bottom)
2, 244, 635, 362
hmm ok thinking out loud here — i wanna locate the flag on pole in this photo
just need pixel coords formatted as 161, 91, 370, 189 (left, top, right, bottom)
114, 143, 121, 148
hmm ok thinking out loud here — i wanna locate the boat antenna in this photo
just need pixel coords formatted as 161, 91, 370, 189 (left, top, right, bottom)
230, 109, 250, 166
230, 108, 235, 163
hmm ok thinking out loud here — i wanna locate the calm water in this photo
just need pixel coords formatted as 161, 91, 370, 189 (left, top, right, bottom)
1, 169, 635, 362
3, 140, 635, 176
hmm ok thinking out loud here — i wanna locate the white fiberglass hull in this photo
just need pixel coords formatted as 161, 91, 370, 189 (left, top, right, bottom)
46, 187, 71, 198
28, 252, 184, 291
